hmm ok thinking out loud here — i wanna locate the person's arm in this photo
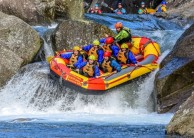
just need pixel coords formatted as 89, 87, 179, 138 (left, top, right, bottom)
99, 38, 106, 44
82, 44, 92, 52
97, 49, 104, 64
115, 31, 122, 42
111, 60, 121, 72
76, 61, 87, 69
73, 55, 83, 68
113, 9, 118, 13
122, 8, 127, 14
111, 45, 120, 57
128, 51, 137, 64
94, 65, 100, 77
115, 30, 128, 41
60, 53, 72, 59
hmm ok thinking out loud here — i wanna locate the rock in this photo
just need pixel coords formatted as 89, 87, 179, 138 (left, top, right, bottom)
167, 91, 194, 136
0, 0, 84, 24
161, 24, 194, 66
166, 0, 193, 9
155, 23, 194, 113
54, 20, 115, 51
55, 0, 83, 20
154, 12, 168, 18
0, 12, 41, 87
166, 0, 194, 20
0, 0, 55, 24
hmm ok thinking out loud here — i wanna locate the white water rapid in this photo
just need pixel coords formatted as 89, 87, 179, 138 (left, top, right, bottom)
0, 22, 184, 125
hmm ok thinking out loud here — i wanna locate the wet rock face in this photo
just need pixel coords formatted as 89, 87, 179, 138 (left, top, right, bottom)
155, 23, 194, 113
161, 24, 194, 67
166, 0, 194, 19
0, 0, 83, 24
0, 12, 41, 87
167, 92, 194, 136
167, 0, 193, 8
54, 20, 115, 51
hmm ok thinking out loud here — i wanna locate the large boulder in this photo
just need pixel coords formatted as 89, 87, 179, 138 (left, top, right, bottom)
0, 0, 55, 24
0, 0, 83, 24
54, 20, 115, 50
167, 91, 194, 136
155, 23, 194, 113
55, 0, 83, 20
0, 12, 41, 87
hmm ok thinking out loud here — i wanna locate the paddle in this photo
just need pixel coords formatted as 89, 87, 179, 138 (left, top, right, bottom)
88, 72, 112, 81
101, 1, 113, 10
46, 56, 54, 63
104, 72, 116, 79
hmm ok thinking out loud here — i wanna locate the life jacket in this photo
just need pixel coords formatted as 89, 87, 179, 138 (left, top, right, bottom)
117, 11, 122, 14
88, 47, 99, 60
94, 9, 102, 14
82, 62, 95, 77
140, 8, 148, 14
117, 27, 132, 45
69, 54, 78, 66
102, 44, 112, 53
116, 9, 122, 14
117, 50, 128, 64
123, 27, 131, 36
101, 58, 113, 73
157, 5, 166, 12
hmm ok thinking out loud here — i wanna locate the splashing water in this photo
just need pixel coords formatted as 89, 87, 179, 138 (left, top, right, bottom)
0, 15, 186, 126
0, 50, 170, 120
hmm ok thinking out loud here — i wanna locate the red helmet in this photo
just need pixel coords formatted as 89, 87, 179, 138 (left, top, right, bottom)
104, 51, 111, 57
115, 22, 123, 29
105, 37, 114, 44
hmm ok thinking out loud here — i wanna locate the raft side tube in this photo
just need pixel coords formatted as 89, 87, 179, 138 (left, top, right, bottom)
104, 64, 158, 89
138, 55, 156, 65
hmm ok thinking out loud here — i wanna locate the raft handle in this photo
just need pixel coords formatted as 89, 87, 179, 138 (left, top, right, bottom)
82, 81, 88, 86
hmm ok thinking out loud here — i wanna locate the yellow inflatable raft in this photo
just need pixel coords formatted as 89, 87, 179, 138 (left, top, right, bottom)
49, 36, 160, 92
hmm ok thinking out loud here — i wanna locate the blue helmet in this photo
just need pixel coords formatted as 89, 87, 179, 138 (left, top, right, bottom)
161, 1, 166, 5
141, 2, 145, 5
95, 4, 99, 7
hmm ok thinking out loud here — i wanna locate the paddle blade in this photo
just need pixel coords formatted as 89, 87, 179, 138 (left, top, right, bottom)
101, 1, 108, 7
46, 56, 54, 63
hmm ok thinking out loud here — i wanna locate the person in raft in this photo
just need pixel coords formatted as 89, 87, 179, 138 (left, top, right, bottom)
138, 2, 148, 14
114, 22, 132, 47
81, 39, 104, 64
100, 37, 120, 58
76, 55, 100, 78
156, 1, 167, 13
128, 37, 161, 64
88, 4, 102, 14
117, 43, 137, 65
110, 3, 127, 14
100, 51, 121, 74
60, 46, 83, 69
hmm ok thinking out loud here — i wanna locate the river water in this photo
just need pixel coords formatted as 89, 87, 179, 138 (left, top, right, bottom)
0, 13, 187, 137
